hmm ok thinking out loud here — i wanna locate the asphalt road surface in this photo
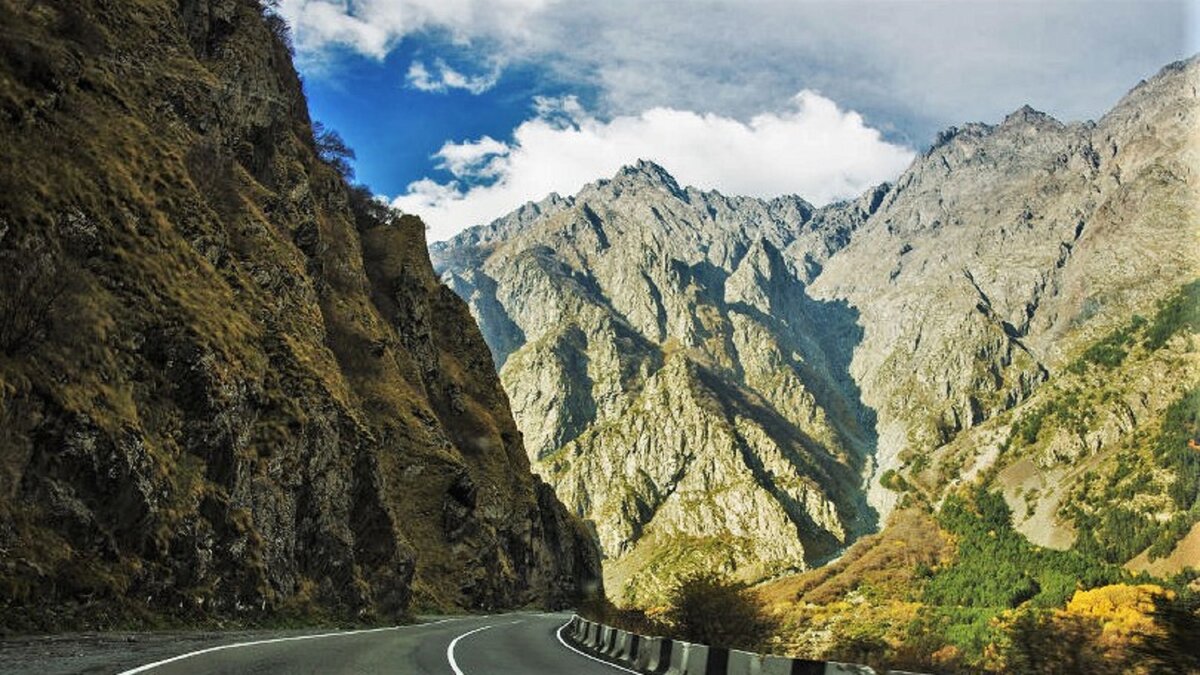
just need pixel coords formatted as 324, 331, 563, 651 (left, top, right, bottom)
112, 612, 635, 675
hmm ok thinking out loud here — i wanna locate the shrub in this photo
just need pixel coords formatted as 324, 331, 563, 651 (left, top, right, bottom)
0, 235, 79, 356
576, 595, 665, 637
347, 183, 393, 232
1000, 608, 1116, 675
185, 140, 243, 223
880, 469, 908, 491
663, 571, 778, 651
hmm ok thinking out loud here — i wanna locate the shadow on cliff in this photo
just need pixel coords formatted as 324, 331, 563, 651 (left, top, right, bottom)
722, 264, 880, 540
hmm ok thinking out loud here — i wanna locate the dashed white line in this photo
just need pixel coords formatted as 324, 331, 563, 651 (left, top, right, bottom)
116, 618, 460, 674
554, 619, 640, 674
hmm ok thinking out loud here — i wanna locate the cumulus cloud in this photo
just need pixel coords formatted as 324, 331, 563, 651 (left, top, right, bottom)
275, 0, 553, 60
281, 1, 1191, 148
406, 59, 501, 94
391, 92, 915, 242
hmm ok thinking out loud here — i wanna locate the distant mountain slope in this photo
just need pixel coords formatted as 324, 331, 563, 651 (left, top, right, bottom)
433, 56, 1198, 603
809, 57, 1199, 519
0, 0, 598, 632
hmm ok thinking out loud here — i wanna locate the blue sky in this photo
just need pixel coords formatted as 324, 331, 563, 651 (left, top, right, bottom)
280, 0, 1198, 241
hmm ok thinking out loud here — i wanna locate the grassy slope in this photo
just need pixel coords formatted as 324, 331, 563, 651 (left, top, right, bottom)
748, 281, 1199, 670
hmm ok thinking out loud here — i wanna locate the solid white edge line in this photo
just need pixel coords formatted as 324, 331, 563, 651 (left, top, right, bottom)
116, 617, 463, 674
447, 624, 495, 675
555, 619, 640, 674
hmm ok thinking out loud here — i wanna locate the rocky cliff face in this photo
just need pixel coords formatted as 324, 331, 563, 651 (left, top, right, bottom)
809, 58, 1199, 519
433, 57, 1198, 603
0, 0, 600, 632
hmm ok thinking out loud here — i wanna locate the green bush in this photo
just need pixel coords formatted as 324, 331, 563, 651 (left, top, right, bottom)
1071, 327, 1134, 372
880, 469, 909, 492
1066, 279, 1197, 375
1011, 406, 1047, 446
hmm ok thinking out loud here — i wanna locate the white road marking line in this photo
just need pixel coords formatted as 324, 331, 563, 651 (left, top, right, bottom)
116, 618, 463, 674
555, 619, 640, 674
447, 624, 495, 675
446, 619, 525, 674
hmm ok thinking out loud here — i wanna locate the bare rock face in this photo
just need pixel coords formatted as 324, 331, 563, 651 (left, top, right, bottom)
433, 57, 1198, 602
0, 0, 599, 632
434, 162, 881, 604
809, 56, 1199, 518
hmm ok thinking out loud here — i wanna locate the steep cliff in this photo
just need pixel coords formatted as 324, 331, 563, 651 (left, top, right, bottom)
0, 0, 600, 632
433, 57, 1198, 603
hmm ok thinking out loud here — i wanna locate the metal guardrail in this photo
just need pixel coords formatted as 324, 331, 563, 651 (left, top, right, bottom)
565, 615, 930, 675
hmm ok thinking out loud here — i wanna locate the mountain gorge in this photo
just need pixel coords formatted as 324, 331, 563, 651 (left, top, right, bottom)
0, 0, 599, 632
433, 56, 1199, 604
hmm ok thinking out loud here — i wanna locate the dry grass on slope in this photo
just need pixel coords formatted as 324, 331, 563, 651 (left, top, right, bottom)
757, 508, 953, 608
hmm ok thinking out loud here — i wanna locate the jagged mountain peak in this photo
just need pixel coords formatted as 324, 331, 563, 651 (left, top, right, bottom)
589, 158, 689, 202
999, 104, 1064, 130
616, 158, 680, 185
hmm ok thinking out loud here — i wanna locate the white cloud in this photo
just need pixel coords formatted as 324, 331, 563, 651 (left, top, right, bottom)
280, 1, 1191, 148
406, 59, 500, 94
391, 92, 916, 242
433, 135, 510, 177
275, 0, 553, 60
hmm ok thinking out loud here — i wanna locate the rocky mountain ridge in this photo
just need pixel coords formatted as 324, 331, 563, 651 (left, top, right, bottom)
433, 56, 1198, 603
0, 0, 599, 632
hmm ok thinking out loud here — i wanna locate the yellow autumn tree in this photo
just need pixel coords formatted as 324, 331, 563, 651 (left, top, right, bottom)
1064, 583, 1173, 645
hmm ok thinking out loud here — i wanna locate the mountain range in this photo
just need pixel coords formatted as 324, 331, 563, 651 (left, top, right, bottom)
432, 56, 1199, 605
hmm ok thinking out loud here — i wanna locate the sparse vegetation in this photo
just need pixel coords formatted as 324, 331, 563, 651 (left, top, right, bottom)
313, 121, 356, 179
1067, 386, 1200, 563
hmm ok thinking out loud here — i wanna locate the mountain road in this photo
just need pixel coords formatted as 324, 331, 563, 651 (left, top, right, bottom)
103, 611, 630, 675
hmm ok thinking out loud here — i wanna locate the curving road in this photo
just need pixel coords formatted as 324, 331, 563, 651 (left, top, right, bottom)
114, 612, 635, 675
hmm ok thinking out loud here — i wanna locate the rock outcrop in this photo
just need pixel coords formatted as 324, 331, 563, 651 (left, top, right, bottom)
433, 56, 1199, 602
0, 0, 599, 632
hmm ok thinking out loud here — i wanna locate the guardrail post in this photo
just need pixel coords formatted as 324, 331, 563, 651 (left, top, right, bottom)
608, 630, 628, 658
585, 621, 600, 648
619, 633, 641, 664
